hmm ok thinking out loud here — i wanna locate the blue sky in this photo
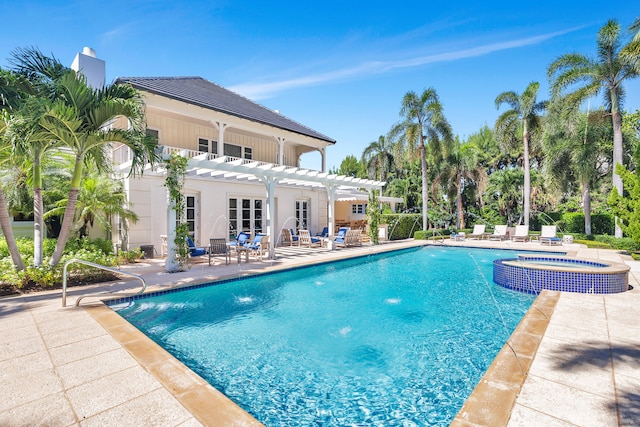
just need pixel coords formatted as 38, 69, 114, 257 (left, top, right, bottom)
1, 1, 639, 171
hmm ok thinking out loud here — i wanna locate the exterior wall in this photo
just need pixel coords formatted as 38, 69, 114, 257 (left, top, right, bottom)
145, 109, 300, 166
123, 174, 328, 254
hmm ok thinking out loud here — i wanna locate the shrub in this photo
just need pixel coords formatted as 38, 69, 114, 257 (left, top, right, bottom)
381, 214, 422, 240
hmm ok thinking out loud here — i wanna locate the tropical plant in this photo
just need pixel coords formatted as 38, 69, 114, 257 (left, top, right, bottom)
543, 104, 612, 235
31, 71, 157, 266
361, 135, 395, 182
45, 172, 138, 238
164, 151, 189, 271
392, 88, 453, 230
494, 81, 546, 227
608, 163, 640, 245
366, 190, 380, 244
433, 138, 487, 229
548, 19, 639, 237
483, 168, 523, 226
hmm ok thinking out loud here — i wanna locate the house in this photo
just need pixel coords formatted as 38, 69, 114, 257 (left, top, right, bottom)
69, 48, 400, 267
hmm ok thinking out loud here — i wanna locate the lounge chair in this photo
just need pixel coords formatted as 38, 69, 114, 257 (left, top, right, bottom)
540, 225, 562, 245
315, 227, 329, 238
450, 231, 465, 241
511, 225, 530, 242
488, 225, 508, 241
299, 230, 321, 247
467, 224, 487, 240
186, 236, 208, 257
229, 232, 250, 252
209, 238, 230, 266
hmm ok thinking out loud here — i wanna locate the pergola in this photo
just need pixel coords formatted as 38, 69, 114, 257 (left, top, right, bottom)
159, 147, 387, 270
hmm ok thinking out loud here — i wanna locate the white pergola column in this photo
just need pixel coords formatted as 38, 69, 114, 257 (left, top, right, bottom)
276, 137, 285, 165
325, 184, 337, 249
165, 190, 179, 272
260, 175, 279, 259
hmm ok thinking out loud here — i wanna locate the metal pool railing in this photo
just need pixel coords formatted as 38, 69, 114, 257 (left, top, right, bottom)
62, 259, 147, 307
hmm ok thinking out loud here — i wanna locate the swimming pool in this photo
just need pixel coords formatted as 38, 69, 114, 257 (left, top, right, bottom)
111, 247, 536, 425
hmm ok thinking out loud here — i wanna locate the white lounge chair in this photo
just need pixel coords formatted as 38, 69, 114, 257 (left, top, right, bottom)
540, 225, 562, 245
298, 230, 321, 247
511, 225, 529, 242
488, 225, 508, 241
467, 224, 486, 240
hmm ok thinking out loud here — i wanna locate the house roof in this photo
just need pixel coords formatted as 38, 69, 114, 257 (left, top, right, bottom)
115, 76, 336, 144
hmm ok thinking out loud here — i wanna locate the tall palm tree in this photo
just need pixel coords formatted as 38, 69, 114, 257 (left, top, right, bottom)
495, 81, 546, 227
548, 19, 639, 237
3, 48, 69, 266
621, 18, 640, 71
35, 72, 157, 266
394, 88, 453, 230
361, 135, 395, 182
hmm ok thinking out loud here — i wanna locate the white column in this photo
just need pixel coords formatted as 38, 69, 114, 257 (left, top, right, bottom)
325, 184, 336, 249
261, 176, 279, 259
165, 190, 180, 272
276, 137, 285, 165
212, 121, 227, 156
320, 147, 326, 173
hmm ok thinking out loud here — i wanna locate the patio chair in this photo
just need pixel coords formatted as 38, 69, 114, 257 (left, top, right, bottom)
315, 227, 329, 238
467, 224, 487, 240
540, 225, 562, 245
229, 232, 250, 252
450, 231, 466, 241
333, 227, 350, 246
488, 225, 508, 241
280, 228, 297, 246
245, 234, 269, 261
186, 236, 208, 257
511, 225, 530, 242
299, 230, 321, 247
209, 238, 230, 266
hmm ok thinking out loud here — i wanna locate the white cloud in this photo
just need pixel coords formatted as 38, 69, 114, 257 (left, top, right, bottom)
229, 27, 581, 100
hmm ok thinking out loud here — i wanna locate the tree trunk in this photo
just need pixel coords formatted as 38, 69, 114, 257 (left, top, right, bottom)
33, 155, 44, 266
611, 100, 623, 238
50, 157, 84, 266
456, 172, 464, 229
522, 125, 531, 227
0, 188, 26, 270
419, 141, 428, 230
582, 181, 592, 236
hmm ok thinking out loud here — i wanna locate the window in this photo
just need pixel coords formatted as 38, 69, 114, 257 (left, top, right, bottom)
352, 204, 367, 214
224, 143, 242, 158
198, 138, 209, 153
146, 129, 159, 142
296, 200, 309, 230
12, 212, 34, 222
244, 147, 252, 160
198, 138, 218, 154
229, 197, 264, 237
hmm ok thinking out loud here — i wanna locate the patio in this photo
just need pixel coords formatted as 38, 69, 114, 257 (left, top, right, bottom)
1, 239, 638, 426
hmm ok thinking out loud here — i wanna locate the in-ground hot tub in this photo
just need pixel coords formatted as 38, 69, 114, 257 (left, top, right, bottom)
493, 254, 630, 294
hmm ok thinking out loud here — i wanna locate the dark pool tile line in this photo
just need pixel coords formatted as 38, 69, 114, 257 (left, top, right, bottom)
517, 255, 608, 267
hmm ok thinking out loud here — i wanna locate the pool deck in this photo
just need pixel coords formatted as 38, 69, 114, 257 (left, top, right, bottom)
1, 239, 638, 426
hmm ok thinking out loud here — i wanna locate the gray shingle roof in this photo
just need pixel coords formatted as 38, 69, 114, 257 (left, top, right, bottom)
115, 76, 336, 144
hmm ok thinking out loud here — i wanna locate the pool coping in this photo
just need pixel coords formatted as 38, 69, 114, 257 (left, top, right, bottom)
451, 290, 560, 426
87, 244, 560, 426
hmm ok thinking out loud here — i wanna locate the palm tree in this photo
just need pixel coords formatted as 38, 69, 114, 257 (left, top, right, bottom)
35, 72, 157, 266
548, 19, 639, 237
361, 135, 395, 182
3, 48, 69, 266
495, 81, 546, 227
433, 139, 487, 229
621, 18, 640, 71
0, 111, 25, 270
394, 88, 453, 230
484, 168, 524, 226
46, 171, 138, 238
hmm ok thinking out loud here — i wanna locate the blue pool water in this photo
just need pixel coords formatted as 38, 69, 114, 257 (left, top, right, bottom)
112, 247, 536, 426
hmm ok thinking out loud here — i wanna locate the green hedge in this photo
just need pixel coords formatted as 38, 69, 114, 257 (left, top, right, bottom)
558, 212, 614, 235
382, 214, 422, 240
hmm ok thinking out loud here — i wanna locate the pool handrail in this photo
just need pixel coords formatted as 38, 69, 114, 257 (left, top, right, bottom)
62, 258, 147, 307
